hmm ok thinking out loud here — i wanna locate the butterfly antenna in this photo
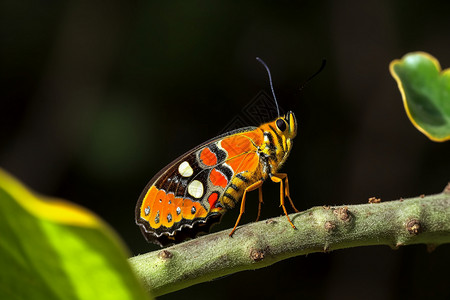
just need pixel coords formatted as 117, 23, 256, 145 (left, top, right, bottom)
299, 58, 327, 91
256, 57, 280, 117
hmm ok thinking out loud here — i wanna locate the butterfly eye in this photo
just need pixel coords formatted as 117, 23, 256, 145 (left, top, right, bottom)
276, 119, 287, 132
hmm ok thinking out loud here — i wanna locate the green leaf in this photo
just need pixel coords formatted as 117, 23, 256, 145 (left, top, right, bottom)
390, 51, 450, 141
0, 169, 152, 300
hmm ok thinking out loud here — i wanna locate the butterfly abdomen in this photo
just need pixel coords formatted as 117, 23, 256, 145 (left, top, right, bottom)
220, 171, 253, 209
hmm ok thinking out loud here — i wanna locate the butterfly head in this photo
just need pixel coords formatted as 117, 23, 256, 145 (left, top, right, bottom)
258, 110, 297, 172
274, 110, 297, 157
277, 110, 297, 140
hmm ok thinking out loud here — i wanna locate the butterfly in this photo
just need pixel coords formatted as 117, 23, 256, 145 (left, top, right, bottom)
135, 57, 299, 247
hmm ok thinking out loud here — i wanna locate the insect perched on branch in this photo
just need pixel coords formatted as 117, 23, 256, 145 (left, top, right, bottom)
136, 58, 300, 247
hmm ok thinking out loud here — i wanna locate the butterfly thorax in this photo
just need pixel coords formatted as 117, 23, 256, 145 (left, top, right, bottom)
258, 122, 294, 174
218, 112, 297, 211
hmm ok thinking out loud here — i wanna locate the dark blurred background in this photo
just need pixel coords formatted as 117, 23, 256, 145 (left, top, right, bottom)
1, 0, 450, 299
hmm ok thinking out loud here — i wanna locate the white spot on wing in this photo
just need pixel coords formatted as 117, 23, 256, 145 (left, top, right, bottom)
178, 161, 194, 177
188, 180, 204, 198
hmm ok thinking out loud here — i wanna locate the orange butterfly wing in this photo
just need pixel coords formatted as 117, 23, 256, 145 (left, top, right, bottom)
135, 127, 263, 246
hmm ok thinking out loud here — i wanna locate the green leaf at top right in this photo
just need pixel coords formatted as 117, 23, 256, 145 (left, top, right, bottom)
390, 51, 450, 142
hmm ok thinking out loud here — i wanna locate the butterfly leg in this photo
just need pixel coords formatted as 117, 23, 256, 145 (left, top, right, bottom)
274, 172, 299, 213
270, 173, 297, 229
229, 180, 264, 237
255, 185, 264, 222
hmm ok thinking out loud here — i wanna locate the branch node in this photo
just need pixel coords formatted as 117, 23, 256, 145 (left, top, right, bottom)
265, 219, 277, 225
333, 206, 351, 222
158, 250, 173, 260
250, 248, 266, 262
444, 182, 450, 194
324, 221, 336, 232
394, 242, 403, 249
368, 197, 381, 204
406, 219, 421, 235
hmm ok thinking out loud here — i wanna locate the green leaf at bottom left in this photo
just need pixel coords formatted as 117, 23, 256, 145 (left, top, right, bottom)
0, 169, 151, 300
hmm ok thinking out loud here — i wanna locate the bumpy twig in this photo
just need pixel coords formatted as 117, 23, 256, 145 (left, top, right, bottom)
129, 187, 450, 297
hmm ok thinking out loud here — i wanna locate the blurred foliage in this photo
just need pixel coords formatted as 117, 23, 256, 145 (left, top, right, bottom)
0, 169, 151, 300
390, 52, 450, 141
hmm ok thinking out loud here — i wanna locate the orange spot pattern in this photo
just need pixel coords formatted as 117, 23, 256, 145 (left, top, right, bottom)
140, 186, 208, 229
200, 147, 217, 166
208, 192, 219, 209
209, 168, 228, 188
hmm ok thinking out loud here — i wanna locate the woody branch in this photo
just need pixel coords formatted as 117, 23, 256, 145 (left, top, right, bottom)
129, 185, 450, 297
